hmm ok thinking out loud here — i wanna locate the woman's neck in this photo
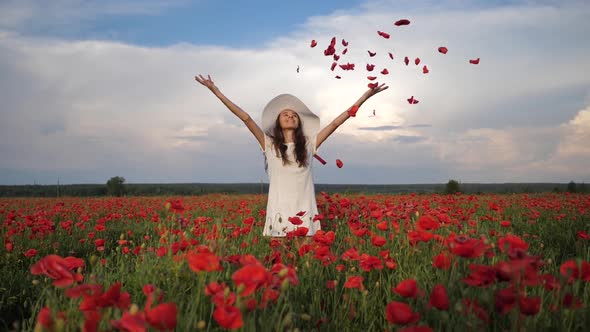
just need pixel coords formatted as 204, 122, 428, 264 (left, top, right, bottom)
282, 129, 295, 143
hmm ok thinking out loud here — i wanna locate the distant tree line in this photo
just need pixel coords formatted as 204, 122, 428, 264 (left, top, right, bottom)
0, 177, 587, 197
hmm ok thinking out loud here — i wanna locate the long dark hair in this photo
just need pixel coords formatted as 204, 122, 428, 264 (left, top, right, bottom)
263, 113, 309, 172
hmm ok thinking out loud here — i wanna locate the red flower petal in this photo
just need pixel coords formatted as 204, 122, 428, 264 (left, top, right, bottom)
366, 64, 375, 71
414, 57, 420, 65
407, 96, 419, 104
422, 65, 429, 74
336, 159, 344, 168
404, 56, 409, 65
367, 76, 377, 81
342, 48, 348, 55
394, 19, 411, 26
438, 46, 448, 54
388, 52, 394, 59
348, 105, 359, 117
378, 31, 390, 39
331, 62, 337, 71
310, 40, 317, 48
469, 58, 480, 64
342, 39, 349, 47
381, 68, 389, 75
335, 75, 341, 79
368, 82, 379, 89
368, 50, 377, 57
313, 154, 327, 164
333, 54, 340, 61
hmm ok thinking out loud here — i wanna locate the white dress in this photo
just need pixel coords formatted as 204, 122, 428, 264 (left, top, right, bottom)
260, 134, 322, 237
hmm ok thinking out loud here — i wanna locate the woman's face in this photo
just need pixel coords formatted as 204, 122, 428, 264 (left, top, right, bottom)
278, 109, 300, 130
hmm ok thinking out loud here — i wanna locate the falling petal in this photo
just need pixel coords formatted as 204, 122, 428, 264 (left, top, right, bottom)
366, 64, 375, 71
331, 62, 337, 71
333, 54, 340, 61
342, 39, 349, 47
469, 58, 480, 64
343, 48, 348, 55
407, 96, 419, 104
394, 19, 411, 26
423, 65, 429, 74
404, 56, 409, 66
336, 159, 344, 168
368, 82, 379, 89
377, 31, 390, 39
368, 50, 377, 57
438, 47, 448, 54
381, 68, 389, 75
415, 57, 420, 65
335, 75, 342, 79
388, 52, 394, 59
310, 40, 317, 48
367, 76, 377, 81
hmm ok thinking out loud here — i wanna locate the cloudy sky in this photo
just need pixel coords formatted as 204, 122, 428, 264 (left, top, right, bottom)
1, 0, 589, 185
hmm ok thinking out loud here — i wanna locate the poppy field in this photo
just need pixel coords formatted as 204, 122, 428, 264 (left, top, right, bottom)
1, 192, 590, 331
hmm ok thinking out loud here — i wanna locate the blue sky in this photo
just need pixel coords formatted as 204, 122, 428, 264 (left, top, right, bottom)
1, 0, 589, 185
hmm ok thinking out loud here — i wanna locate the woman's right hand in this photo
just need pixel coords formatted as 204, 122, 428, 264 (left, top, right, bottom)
194, 74, 218, 92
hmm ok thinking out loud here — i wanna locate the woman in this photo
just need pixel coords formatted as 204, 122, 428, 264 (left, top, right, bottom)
195, 74, 388, 237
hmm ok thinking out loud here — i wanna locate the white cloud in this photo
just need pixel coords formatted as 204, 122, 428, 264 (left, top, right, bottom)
1, 0, 589, 184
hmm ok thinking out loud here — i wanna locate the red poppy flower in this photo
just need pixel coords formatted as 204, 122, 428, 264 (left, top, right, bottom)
422, 65, 429, 74
380, 68, 389, 75
577, 231, 590, 240
494, 287, 516, 314
393, 279, 419, 298
366, 64, 375, 71
469, 58, 480, 64
359, 254, 383, 271
429, 284, 449, 310
438, 46, 448, 54
344, 275, 364, 290
310, 40, 317, 48
448, 235, 487, 258
30, 254, 85, 288
368, 50, 377, 57
232, 264, 271, 297
385, 301, 419, 325
394, 19, 411, 26
414, 57, 420, 65
24, 249, 38, 258
378, 31, 390, 39
497, 234, 529, 254
37, 307, 53, 330
371, 235, 386, 247
519, 296, 541, 316
213, 305, 243, 330
404, 56, 409, 65
336, 159, 344, 168
186, 252, 221, 272
110, 310, 145, 332
433, 252, 451, 269
417, 215, 440, 231
288, 216, 303, 225
146, 302, 177, 330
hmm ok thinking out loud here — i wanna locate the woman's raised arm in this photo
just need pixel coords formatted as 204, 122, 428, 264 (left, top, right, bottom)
315, 84, 388, 150
195, 74, 265, 149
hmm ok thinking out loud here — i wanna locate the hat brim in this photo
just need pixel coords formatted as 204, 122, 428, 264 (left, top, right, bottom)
262, 94, 320, 138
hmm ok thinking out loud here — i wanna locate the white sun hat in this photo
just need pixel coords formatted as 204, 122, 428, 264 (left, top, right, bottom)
261, 94, 320, 139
